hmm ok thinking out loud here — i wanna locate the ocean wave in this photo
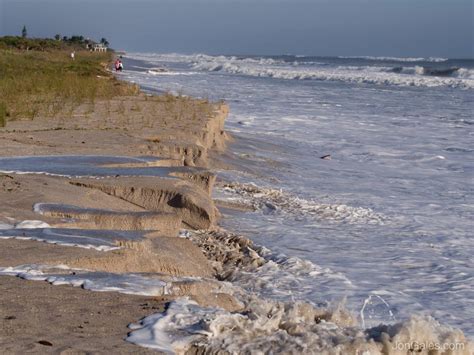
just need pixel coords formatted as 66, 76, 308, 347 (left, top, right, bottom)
147, 67, 167, 75
130, 52, 473, 88
192, 60, 474, 88
131, 52, 284, 66
338, 55, 448, 63
386, 65, 474, 79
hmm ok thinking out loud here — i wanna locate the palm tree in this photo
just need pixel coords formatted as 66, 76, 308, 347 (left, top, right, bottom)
100, 38, 109, 47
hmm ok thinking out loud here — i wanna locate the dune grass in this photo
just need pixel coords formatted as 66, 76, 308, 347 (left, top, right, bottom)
0, 102, 6, 127
0, 48, 138, 125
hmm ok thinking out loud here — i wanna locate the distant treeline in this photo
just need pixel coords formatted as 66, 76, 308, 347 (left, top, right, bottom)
0, 34, 109, 51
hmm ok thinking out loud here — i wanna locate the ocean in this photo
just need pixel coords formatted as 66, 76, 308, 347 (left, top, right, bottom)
120, 53, 474, 337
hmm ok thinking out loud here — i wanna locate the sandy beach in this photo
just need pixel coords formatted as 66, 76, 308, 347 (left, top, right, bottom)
0, 82, 239, 353
0, 258, 164, 354
1, 49, 473, 354
1, 0, 473, 350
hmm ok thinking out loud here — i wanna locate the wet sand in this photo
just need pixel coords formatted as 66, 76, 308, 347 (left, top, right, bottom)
0, 274, 166, 354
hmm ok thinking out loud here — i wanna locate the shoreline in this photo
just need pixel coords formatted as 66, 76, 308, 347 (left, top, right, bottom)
1, 56, 473, 353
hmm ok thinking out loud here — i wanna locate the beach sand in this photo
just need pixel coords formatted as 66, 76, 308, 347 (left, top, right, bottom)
0, 269, 165, 355
0, 92, 234, 353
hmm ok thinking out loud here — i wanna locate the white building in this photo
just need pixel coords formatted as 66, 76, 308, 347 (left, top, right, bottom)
85, 41, 107, 52
92, 43, 107, 52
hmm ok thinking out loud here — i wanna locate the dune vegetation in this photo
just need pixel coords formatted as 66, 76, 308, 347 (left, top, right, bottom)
0, 36, 137, 127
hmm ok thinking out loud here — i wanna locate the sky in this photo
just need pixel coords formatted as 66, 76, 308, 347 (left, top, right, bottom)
0, 0, 472, 58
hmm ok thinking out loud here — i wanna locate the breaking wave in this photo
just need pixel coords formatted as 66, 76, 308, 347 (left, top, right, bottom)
191, 59, 474, 88
387, 66, 473, 78
130, 52, 473, 89
337, 55, 449, 62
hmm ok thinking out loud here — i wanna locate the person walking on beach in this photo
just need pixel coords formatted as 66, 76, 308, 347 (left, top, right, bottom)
114, 58, 123, 72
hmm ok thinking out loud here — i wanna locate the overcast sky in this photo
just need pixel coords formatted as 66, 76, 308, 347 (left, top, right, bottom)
1, 0, 472, 58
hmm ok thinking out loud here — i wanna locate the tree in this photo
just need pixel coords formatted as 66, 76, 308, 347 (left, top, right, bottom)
69, 35, 84, 43
55, 34, 61, 41
21, 25, 27, 38
100, 37, 109, 47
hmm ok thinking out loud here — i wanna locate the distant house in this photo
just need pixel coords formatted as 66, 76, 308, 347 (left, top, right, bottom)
85, 40, 107, 52
93, 43, 107, 52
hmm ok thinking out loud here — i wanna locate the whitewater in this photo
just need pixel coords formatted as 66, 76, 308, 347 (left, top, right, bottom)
119, 53, 474, 341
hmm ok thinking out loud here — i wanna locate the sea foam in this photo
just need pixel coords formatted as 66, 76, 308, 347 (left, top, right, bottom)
126, 296, 472, 354
216, 182, 388, 225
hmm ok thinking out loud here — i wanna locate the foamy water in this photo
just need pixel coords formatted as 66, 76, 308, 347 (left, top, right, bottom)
0, 264, 171, 296
122, 53, 474, 339
0, 220, 146, 251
